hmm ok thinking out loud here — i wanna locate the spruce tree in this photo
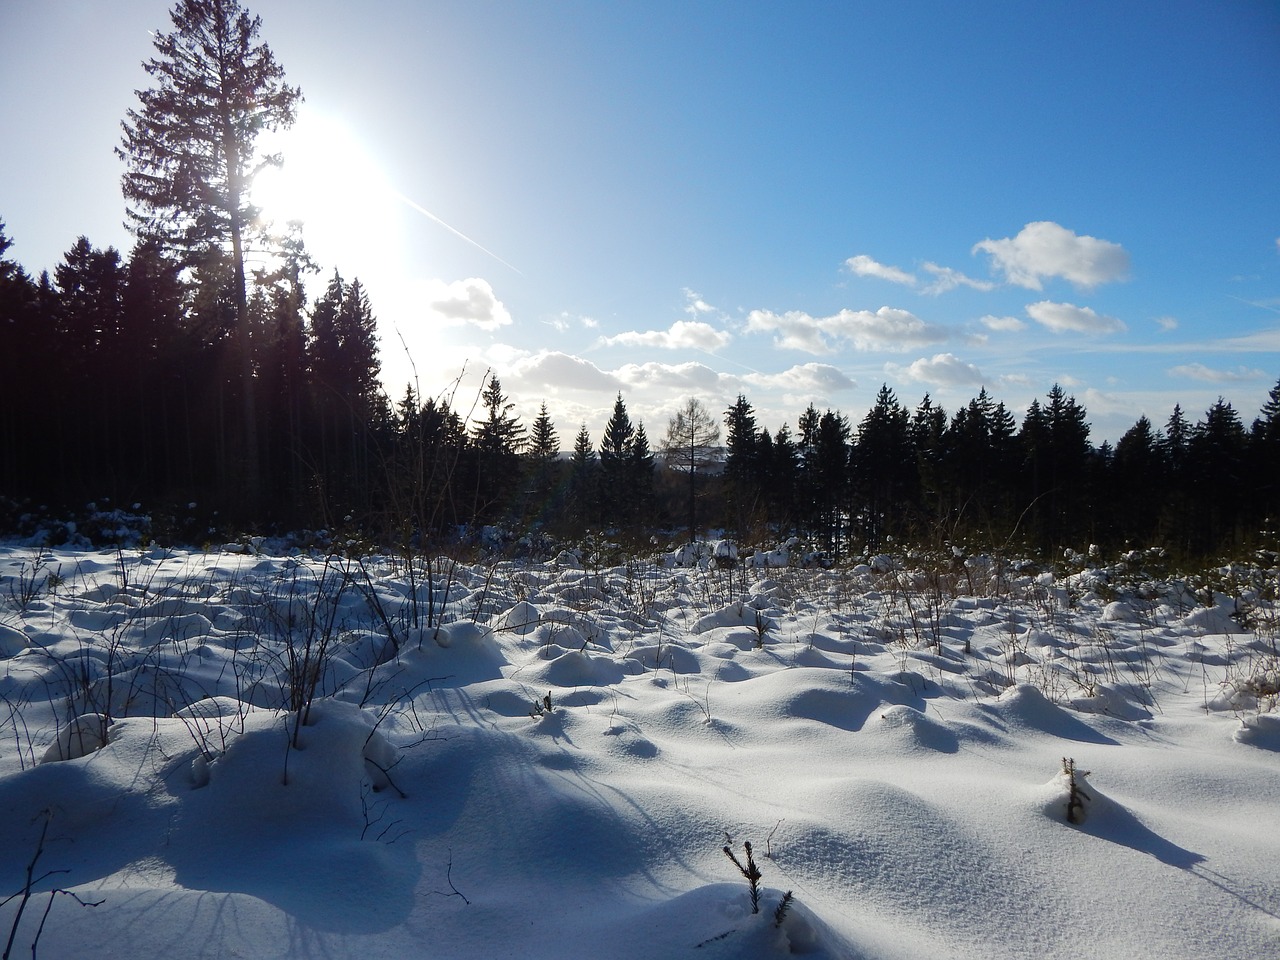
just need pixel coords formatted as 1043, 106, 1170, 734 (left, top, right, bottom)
527, 402, 560, 463
910, 394, 947, 527
0, 223, 42, 496
723, 395, 760, 536
1112, 415, 1166, 543
525, 402, 561, 524
568, 424, 599, 531
470, 375, 525, 522
1187, 399, 1248, 551
852, 385, 913, 549
1252, 380, 1280, 521
628, 421, 656, 526
600, 394, 635, 521
118, 0, 302, 505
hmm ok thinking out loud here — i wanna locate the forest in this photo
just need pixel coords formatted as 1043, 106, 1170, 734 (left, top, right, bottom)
0, 0, 1276, 561
1, 219, 1275, 562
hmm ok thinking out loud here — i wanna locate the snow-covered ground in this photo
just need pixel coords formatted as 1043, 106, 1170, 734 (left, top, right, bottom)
1, 542, 1278, 959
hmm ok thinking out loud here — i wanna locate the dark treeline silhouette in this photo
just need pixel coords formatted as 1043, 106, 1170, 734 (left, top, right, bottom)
1, 219, 1277, 558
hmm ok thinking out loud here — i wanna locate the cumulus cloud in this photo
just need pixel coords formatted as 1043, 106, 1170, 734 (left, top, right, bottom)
1154, 315, 1178, 332
600, 320, 732, 352
745, 306, 949, 354
745, 310, 832, 353
507, 351, 621, 393
423, 277, 512, 331
973, 221, 1130, 290
979, 314, 1027, 332
887, 353, 986, 388
1026, 300, 1126, 335
743, 363, 856, 394
845, 255, 917, 286
1167, 362, 1267, 383
615, 360, 727, 392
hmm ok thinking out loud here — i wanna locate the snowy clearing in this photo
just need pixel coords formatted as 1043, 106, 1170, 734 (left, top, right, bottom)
1, 542, 1278, 959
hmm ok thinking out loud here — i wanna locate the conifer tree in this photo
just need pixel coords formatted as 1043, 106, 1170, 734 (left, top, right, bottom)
527, 402, 560, 463
809, 410, 851, 557
1252, 380, 1280, 518
600, 394, 636, 521
568, 424, 599, 531
910, 394, 947, 527
118, 0, 302, 504
1187, 398, 1248, 551
0, 222, 40, 495
524, 402, 561, 524
306, 271, 383, 515
723, 394, 760, 536
767, 423, 799, 534
470, 375, 525, 521
852, 385, 913, 549
1112, 415, 1165, 542
628, 421, 656, 526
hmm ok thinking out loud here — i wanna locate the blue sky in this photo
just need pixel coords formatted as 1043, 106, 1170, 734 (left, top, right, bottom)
3, 0, 1278, 444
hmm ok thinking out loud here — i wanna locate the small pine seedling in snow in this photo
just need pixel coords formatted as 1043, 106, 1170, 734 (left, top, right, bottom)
529, 691, 553, 719
773, 891, 794, 929
1063, 757, 1092, 824
723, 840, 763, 914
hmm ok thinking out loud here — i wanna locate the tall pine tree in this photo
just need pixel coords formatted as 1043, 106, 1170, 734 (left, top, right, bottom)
118, 0, 302, 506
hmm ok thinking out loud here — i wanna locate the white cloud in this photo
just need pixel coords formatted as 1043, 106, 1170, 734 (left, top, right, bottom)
1154, 315, 1178, 332
1167, 362, 1267, 383
615, 360, 727, 392
1026, 300, 1126, 335
548, 311, 598, 333
600, 319, 732, 352
507, 351, 622, 394
979, 314, 1027, 332
743, 363, 855, 394
745, 306, 948, 354
683, 288, 717, 316
887, 353, 986, 388
845, 255, 917, 286
745, 309, 834, 354
920, 262, 996, 295
973, 221, 1130, 290
423, 277, 511, 331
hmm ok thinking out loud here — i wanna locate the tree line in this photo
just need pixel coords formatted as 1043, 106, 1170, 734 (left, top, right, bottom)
1, 0, 1276, 558
1, 222, 1276, 559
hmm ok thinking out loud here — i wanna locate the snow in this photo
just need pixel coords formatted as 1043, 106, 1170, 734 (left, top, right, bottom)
1, 543, 1279, 959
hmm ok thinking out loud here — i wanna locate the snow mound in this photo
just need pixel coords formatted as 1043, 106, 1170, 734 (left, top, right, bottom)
982, 683, 1119, 744
1234, 713, 1280, 751
0, 622, 29, 657
41, 712, 111, 762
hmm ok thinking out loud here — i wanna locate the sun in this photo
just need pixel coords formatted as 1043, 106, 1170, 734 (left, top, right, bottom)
249, 109, 402, 267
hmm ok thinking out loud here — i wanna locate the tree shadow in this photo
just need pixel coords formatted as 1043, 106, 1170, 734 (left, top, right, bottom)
1078, 794, 1203, 869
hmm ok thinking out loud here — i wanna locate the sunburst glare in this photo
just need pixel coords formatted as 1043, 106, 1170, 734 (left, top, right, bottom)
251, 108, 403, 267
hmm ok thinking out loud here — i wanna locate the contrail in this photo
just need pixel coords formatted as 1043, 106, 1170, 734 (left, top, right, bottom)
1228, 293, 1280, 315
393, 191, 523, 276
